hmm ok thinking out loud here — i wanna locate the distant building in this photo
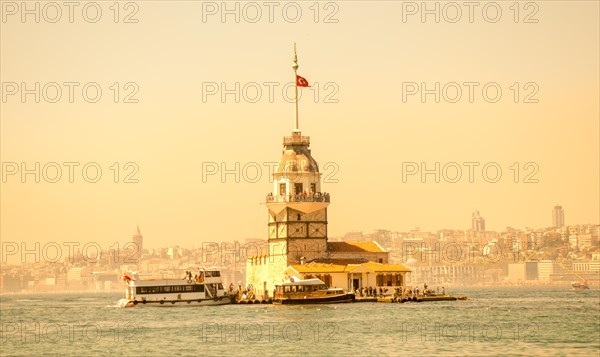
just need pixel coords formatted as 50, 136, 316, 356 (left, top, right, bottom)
67, 267, 83, 282
572, 261, 600, 272
524, 261, 538, 280
577, 234, 593, 250
508, 263, 525, 283
131, 226, 144, 261
0, 273, 23, 292
472, 211, 485, 232
538, 260, 554, 281
552, 205, 565, 228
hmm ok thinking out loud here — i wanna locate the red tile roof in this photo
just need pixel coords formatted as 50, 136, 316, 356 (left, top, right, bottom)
327, 241, 386, 253
288, 261, 411, 274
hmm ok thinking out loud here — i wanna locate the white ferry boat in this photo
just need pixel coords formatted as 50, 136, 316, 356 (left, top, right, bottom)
117, 270, 230, 307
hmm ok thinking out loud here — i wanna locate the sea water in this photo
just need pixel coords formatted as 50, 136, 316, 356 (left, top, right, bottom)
1, 287, 598, 356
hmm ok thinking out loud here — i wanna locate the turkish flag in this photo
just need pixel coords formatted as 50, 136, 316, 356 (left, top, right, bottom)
296, 75, 309, 87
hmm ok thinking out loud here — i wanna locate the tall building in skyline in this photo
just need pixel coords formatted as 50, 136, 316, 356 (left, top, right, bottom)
131, 225, 144, 262
553, 205, 565, 228
472, 211, 486, 232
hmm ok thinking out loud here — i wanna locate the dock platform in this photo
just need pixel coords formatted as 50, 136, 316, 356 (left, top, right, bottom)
231, 295, 468, 304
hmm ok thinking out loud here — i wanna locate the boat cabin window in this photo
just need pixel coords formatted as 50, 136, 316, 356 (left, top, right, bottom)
297, 286, 304, 292
313, 274, 332, 287
205, 271, 220, 278
284, 286, 291, 293
136, 284, 205, 294
291, 286, 297, 292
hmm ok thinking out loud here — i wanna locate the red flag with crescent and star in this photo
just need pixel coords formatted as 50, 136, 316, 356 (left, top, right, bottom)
296, 75, 309, 87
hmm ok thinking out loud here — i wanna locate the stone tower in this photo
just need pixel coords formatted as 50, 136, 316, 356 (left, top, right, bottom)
266, 131, 330, 264
245, 45, 330, 297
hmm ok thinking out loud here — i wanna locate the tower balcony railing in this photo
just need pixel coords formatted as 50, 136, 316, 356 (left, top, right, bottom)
283, 135, 310, 146
266, 192, 330, 203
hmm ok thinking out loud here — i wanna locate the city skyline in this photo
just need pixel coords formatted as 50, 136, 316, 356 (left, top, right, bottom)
3, 218, 598, 293
3, 216, 598, 265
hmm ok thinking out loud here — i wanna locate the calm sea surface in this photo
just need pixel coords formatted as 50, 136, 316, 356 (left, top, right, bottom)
1, 287, 598, 357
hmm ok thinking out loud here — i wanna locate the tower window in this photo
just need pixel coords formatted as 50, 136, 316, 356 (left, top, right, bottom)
294, 183, 303, 195
297, 214, 301, 220
310, 183, 316, 193
279, 183, 286, 196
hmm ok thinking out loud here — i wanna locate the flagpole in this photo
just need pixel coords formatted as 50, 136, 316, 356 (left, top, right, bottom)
293, 43, 299, 132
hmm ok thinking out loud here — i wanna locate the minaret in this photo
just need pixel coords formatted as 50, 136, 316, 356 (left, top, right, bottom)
131, 225, 143, 262
265, 45, 330, 264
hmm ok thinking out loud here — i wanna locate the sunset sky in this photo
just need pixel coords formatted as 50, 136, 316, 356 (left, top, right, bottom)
1, 1, 598, 258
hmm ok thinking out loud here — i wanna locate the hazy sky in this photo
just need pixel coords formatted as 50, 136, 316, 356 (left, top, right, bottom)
1, 1, 598, 256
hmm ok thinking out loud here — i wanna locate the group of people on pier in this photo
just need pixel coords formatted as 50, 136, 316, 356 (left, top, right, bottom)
393, 284, 446, 300
354, 286, 389, 298
354, 283, 446, 300
230, 282, 258, 301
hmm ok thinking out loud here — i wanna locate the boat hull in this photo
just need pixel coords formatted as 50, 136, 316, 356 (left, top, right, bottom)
118, 297, 230, 308
274, 293, 355, 305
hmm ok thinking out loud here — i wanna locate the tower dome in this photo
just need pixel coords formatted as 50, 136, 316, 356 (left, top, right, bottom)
277, 134, 319, 175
